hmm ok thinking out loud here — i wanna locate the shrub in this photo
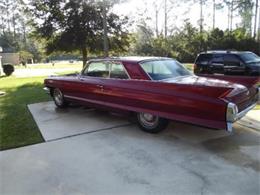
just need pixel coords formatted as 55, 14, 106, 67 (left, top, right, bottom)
3, 64, 14, 76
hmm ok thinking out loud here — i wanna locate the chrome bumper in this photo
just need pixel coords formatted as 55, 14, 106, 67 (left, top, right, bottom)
43, 87, 50, 94
258, 87, 260, 102
227, 103, 257, 133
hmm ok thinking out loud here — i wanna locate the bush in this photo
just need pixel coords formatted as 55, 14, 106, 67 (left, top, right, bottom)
3, 64, 14, 76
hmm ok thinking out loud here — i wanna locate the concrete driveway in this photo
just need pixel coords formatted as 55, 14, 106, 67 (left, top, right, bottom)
0, 102, 259, 195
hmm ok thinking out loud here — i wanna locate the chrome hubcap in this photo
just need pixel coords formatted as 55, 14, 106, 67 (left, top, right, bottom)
139, 113, 159, 127
54, 89, 63, 105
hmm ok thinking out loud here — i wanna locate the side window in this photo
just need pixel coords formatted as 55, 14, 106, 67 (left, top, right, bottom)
224, 55, 241, 66
83, 62, 109, 78
196, 54, 212, 65
110, 62, 129, 79
211, 55, 224, 64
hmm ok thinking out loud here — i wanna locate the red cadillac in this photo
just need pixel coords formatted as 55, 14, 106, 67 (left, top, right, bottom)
44, 57, 259, 133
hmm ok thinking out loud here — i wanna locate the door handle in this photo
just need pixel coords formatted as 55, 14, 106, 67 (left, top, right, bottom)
96, 85, 104, 91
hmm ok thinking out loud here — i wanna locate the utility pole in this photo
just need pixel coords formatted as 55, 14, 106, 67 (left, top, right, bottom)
164, 0, 167, 38
102, 2, 108, 57
253, 0, 258, 39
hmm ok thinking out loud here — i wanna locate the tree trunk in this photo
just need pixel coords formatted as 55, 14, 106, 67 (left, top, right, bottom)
254, 0, 258, 39
102, 4, 109, 57
213, 0, 215, 29
200, 0, 203, 34
258, 2, 260, 43
12, 14, 16, 38
230, 0, 233, 31
228, 3, 230, 31
82, 47, 88, 68
164, 0, 167, 38
155, 9, 159, 37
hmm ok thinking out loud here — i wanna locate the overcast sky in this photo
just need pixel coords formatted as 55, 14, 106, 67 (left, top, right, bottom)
113, 0, 242, 34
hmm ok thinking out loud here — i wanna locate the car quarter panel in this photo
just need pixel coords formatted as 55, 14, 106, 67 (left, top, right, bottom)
93, 78, 228, 130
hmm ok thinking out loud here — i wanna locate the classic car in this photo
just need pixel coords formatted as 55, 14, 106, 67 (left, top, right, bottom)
44, 57, 259, 133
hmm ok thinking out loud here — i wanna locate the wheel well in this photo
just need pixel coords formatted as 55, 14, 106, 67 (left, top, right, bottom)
49, 87, 54, 97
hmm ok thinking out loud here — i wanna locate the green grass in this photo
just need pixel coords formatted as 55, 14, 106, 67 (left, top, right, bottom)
183, 63, 193, 71
0, 76, 50, 150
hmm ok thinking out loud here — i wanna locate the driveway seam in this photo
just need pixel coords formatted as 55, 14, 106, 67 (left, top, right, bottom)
45, 123, 134, 143
0, 123, 135, 152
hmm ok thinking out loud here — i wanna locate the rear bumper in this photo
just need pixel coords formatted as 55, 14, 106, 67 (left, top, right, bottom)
227, 102, 257, 132
258, 87, 260, 102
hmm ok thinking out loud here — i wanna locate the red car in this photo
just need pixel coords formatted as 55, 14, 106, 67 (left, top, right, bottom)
44, 57, 259, 133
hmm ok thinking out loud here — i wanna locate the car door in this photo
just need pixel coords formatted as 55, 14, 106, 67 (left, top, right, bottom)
75, 61, 110, 104
209, 54, 224, 74
224, 54, 245, 75
97, 61, 131, 107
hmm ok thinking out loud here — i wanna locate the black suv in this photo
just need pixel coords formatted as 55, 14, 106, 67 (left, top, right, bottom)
194, 51, 260, 76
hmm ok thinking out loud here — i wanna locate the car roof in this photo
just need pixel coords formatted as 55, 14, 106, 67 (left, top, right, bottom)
199, 50, 253, 55
88, 56, 171, 63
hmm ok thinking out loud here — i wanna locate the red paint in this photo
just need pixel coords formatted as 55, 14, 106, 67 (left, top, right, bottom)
44, 57, 258, 131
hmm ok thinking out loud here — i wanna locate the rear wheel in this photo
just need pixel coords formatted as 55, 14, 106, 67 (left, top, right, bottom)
53, 88, 68, 108
137, 112, 169, 133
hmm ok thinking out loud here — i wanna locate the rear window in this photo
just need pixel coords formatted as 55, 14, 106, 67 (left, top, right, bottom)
140, 60, 191, 80
196, 54, 212, 65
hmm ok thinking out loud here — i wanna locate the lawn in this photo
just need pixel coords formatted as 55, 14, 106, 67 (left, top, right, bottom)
183, 63, 193, 71
0, 76, 50, 150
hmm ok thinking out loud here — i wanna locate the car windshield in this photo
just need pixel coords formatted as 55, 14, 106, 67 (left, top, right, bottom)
140, 60, 192, 80
240, 52, 260, 64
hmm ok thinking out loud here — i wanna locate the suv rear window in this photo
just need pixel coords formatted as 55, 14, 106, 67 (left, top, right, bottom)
196, 54, 212, 65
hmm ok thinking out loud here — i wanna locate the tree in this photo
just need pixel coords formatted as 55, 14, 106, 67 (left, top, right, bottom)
30, 0, 129, 66
237, 0, 254, 34
19, 50, 33, 65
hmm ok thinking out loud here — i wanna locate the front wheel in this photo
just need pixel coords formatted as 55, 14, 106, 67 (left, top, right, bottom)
53, 88, 68, 108
137, 112, 169, 133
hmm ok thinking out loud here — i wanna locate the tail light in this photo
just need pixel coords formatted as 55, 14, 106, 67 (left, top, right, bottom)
226, 102, 238, 122
193, 64, 197, 71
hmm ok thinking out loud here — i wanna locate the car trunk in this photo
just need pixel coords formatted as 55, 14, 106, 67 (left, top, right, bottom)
162, 75, 259, 112
195, 74, 259, 112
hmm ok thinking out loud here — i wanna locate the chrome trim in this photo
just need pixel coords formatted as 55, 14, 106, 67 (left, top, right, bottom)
227, 122, 233, 133
257, 86, 260, 103
235, 103, 257, 121
226, 102, 238, 122
226, 102, 257, 133
43, 87, 50, 94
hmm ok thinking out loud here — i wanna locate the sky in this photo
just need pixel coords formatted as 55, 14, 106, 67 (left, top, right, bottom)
112, 0, 244, 34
